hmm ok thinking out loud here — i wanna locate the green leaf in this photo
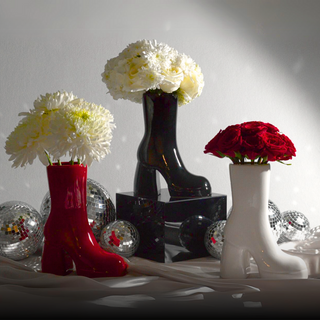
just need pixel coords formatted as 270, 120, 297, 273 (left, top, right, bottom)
234, 151, 242, 160
277, 160, 291, 165
217, 151, 226, 158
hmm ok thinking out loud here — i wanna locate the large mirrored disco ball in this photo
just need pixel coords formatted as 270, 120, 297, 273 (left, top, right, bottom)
227, 200, 282, 241
40, 178, 116, 241
179, 215, 213, 255
0, 201, 44, 260
100, 220, 140, 258
39, 192, 51, 224
86, 178, 116, 241
204, 220, 226, 259
22, 256, 42, 272
278, 210, 310, 243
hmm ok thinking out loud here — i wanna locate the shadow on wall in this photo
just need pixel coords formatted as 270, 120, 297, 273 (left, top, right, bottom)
212, 0, 320, 113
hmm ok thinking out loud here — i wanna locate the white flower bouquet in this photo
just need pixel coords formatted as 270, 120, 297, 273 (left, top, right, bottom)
101, 39, 204, 106
5, 90, 115, 167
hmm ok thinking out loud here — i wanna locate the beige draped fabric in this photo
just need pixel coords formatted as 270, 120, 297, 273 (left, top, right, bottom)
1, 239, 320, 318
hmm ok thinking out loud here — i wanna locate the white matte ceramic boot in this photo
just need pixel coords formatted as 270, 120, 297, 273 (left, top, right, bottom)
220, 164, 308, 279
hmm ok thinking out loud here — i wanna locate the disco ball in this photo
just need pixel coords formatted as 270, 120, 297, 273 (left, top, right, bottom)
278, 210, 310, 242
268, 200, 283, 241
204, 220, 226, 259
227, 200, 282, 240
293, 225, 320, 254
0, 201, 44, 260
22, 255, 42, 271
308, 225, 320, 239
100, 220, 140, 258
39, 192, 51, 224
40, 178, 116, 241
86, 178, 116, 241
179, 215, 213, 255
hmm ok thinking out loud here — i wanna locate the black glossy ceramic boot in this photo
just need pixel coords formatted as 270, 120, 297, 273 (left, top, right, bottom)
134, 91, 211, 199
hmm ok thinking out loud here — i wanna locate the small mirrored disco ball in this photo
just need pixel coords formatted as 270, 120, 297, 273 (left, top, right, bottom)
100, 220, 140, 258
227, 200, 282, 241
0, 201, 44, 260
294, 225, 320, 254
308, 225, 320, 239
204, 220, 226, 259
278, 210, 310, 242
40, 178, 116, 241
268, 200, 283, 241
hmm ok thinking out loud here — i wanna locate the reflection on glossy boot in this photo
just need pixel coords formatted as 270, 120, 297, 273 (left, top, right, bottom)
134, 91, 211, 199
220, 164, 308, 279
41, 163, 128, 278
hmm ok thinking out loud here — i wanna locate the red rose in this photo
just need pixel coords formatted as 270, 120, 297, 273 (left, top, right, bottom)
279, 134, 296, 160
204, 121, 295, 164
241, 132, 266, 160
261, 132, 288, 161
263, 122, 279, 133
241, 121, 279, 137
204, 130, 224, 158
204, 124, 241, 158
241, 121, 267, 137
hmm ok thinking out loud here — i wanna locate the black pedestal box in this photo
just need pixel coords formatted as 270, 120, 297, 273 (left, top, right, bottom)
116, 189, 226, 263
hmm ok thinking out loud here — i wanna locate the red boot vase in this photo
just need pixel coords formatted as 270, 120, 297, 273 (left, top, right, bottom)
41, 163, 128, 278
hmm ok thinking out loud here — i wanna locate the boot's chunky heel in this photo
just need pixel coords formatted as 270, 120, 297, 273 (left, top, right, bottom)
41, 164, 128, 278
134, 162, 161, 198
42, 241, 74, 276
220, 241, 250, 279
134, 91, 211, 199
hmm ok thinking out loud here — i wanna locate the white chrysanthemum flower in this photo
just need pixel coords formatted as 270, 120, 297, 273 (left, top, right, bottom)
33, 90, 77, 113
6, 91, 115, 168
175, 53, 204, 106
5, 112, 52, 167
159, 66, 184, 93
47, 99, 116, 166
101, 39, 204, 106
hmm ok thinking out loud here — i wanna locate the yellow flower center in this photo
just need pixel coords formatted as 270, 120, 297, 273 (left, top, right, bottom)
73, 110, 90, 121
148, 74, 155, 81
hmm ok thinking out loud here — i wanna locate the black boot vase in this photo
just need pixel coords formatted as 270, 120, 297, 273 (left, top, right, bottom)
134, 91, 211, 199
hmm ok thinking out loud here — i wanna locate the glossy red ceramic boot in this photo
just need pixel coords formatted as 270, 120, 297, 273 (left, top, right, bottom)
41, 163, 128, 278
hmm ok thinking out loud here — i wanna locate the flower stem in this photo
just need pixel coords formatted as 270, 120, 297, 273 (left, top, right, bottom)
58, 159, 62, 166
45, 151, 52, 166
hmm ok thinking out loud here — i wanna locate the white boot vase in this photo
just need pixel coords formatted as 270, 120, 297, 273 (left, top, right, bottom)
220, 164, 308, 279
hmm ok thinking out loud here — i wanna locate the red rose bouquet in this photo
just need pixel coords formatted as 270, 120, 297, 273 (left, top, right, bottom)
204, 121, 296, 164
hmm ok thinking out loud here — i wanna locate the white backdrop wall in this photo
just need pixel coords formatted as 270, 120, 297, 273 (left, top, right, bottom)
1, 0, 320, 227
